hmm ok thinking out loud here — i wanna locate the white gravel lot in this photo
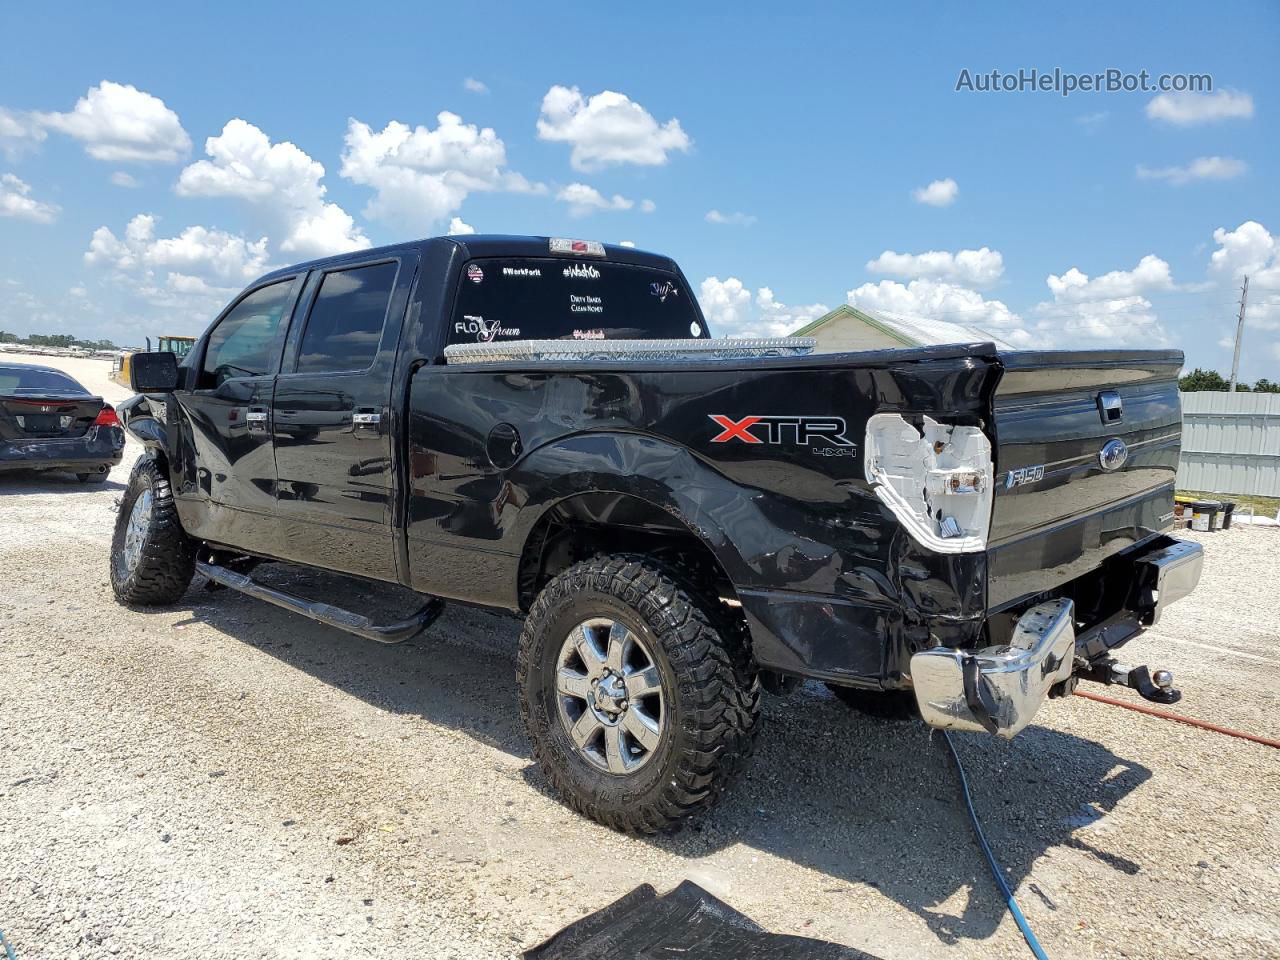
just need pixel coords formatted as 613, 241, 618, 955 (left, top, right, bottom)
1, 353, 1277, 960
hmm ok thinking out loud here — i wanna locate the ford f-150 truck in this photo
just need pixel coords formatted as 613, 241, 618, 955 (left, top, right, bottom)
114, 234, 1203, 834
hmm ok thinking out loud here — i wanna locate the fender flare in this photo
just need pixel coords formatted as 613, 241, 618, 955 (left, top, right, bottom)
507, 432, 783, 592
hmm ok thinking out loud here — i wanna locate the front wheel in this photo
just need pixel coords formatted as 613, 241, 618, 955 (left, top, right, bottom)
110, 458, 195, 605
518, 555, 761, 834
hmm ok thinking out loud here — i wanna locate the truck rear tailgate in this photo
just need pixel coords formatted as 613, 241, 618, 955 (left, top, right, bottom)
986, 350, 1183, 609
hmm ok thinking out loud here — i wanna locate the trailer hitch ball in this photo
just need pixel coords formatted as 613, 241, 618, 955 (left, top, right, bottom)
1153, 669, 1174, 691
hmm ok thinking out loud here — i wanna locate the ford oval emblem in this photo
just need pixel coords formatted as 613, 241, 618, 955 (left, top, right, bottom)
1099, 438, 1128, 471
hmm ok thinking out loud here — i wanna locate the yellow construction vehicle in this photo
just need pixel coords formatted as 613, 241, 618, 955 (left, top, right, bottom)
111, 335, 196, 386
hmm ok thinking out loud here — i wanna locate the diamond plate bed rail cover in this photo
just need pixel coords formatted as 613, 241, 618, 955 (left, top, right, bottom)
444, 337, 817, 364
523, 881, 880, 960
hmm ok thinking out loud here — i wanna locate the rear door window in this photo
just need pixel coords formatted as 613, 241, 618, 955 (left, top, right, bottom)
448, 258, 705, 346
295, 260, 399, 373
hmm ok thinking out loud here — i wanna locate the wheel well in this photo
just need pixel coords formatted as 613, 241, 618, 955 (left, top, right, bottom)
517, 492, 740, 614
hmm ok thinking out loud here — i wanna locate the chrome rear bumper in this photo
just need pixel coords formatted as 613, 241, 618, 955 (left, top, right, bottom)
1133, 537, 1204, 625
910, 536, 1204, 738
911, 598, 1076, 739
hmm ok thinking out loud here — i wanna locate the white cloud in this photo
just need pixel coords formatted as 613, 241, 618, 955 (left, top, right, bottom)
1045, 254, 1174, 301
463, 77, 489, 94
698, 277, 752, 336
1034, 255, 1176, 347
705, 209, 756, 226
556, 182, 635, 217
1032, 295, 1169, 347
847, 278, 1032, 346
110, 170, 139, 188
697, 277, 827, 338
912, 178, 958, 207
1075, 111, 1109, 133
36, 81, 191, 164
639, 198, 655, 213
536, 85, 691, 172
1145, 89, 1254, 127
341, 111, 543, 230
176, 118, 368, 259
0, 173, 59, 223
447, 216, 475, 235
754, 287, 829, 337
85, 213, 270, 295
1207, 222, 1280, 332
0, 107, 47, 161
1208, 221, 1278, 285
1136, 156, 1247, 185
69, 285, 87, 298
866, 246, 1004, 287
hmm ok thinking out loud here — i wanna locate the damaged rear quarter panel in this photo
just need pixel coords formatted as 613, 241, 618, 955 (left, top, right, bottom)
407, 346, 1001, 686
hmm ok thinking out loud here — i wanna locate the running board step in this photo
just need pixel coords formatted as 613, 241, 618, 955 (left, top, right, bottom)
195, 560, 443, 644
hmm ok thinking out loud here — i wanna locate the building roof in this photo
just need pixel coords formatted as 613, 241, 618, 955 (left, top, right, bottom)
791, 304, 1015, 349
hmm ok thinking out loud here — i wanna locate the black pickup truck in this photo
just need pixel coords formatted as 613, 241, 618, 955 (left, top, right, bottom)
115, 234, 1203, 833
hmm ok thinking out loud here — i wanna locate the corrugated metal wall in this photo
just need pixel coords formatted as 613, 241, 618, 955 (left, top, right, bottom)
1176, 392, 1280, 497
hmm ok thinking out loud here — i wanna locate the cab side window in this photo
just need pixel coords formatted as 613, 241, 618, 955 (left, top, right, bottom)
295, 261, 399, 373
199, 280, 296, 389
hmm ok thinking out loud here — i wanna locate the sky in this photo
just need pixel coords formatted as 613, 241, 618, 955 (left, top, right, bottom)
0, 2, 1277, 378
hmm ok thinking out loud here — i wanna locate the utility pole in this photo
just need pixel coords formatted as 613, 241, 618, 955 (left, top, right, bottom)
1229, 275, 1250, 392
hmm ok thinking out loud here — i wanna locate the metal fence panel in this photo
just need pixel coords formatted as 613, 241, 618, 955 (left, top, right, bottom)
1176, 392, 1280, 497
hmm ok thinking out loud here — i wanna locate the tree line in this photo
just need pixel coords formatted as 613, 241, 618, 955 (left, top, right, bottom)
0, 330, 119, 351
1179, 368, 1280, 393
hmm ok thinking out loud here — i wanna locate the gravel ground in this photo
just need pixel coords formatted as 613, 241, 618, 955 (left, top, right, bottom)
1, 354, 1277, 960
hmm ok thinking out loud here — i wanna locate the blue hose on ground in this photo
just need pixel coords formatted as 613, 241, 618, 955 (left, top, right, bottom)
943, 730, 1050, 960
0, 926, 15, 960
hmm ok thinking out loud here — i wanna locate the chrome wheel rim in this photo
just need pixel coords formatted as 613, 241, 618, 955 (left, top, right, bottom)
121, 489, 153, 573
555, 617, 665, 775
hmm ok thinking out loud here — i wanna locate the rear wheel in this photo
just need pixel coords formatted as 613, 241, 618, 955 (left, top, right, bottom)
110, 458, 195, 605
518, 554, 761, 834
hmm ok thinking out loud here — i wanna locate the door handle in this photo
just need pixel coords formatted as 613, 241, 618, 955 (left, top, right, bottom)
353, 409, 382, 435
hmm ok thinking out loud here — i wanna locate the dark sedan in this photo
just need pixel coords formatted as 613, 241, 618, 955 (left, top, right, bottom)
0, 362, 125, 482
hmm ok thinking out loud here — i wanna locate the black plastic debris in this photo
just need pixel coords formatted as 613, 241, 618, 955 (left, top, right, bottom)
524, 880, 880, 960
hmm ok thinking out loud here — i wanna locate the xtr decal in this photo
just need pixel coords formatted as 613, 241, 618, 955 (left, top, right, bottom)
708, 414, 857, 456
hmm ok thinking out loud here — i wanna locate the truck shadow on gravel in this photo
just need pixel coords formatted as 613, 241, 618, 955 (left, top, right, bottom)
169, 565, 1152, 950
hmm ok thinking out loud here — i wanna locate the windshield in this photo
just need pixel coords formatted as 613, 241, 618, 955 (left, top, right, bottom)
0, 366, 89, 394
448, 258, 706, 347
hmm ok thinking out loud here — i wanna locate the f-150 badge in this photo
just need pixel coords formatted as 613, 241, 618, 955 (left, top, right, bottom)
1005, 464, 1045, 489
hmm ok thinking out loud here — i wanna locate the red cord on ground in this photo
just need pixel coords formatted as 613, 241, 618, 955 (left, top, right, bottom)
1075, 689, 1280, 749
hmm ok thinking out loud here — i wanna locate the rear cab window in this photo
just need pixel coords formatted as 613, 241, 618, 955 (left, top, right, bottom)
448, 257, 705, 347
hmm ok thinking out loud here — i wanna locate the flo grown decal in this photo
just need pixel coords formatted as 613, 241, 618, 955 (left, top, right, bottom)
455, 315, 521, 342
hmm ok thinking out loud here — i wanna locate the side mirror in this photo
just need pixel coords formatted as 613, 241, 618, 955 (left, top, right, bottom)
130, 351, 180, 393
